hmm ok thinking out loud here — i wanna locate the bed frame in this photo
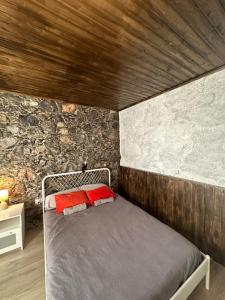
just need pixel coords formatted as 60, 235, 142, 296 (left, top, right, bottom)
42, 168, 210, 300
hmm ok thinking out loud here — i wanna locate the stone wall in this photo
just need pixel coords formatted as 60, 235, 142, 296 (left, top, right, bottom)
120, 68, 225, 187
0, 92, 120, 227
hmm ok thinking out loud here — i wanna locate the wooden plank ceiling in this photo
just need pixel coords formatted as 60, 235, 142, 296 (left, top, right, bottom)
0, 0, 225, 111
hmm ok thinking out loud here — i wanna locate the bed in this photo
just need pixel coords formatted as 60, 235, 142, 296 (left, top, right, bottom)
42, 168, 210, 300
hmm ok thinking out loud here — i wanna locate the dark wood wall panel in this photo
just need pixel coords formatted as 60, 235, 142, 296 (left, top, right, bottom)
119, 166, 225, 266
0, 1, 225, 110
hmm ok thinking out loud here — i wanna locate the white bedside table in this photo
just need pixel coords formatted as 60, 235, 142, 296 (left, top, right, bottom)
0, 203, 25, 255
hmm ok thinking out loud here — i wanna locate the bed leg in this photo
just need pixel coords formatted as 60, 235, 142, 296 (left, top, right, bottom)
205, 255, 210, 290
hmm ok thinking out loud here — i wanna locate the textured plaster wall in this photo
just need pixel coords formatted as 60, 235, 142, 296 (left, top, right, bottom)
0, 92, 120, 226
120, 68, 225, 187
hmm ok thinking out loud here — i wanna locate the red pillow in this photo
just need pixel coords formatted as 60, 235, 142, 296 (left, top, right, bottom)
55, 190, 89, 214
85, 186, 116, 206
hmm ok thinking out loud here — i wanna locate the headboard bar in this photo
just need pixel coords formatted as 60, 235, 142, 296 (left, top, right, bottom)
42, 168, 111, 209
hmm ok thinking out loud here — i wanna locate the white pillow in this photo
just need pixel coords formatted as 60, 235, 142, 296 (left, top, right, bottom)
94, 197, 114, 206
79, 183, 107, 191
63, 203, 87, 215
45, 187, 79, 210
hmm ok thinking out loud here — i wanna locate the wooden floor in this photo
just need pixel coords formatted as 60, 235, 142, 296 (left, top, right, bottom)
0, 228, 224, 300
0, 228, 45, 300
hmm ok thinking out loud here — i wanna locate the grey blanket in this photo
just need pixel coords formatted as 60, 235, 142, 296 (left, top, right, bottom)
44, 195, 201, 300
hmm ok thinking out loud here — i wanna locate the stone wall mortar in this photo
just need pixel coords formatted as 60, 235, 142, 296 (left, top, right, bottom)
0, 92, 120, 227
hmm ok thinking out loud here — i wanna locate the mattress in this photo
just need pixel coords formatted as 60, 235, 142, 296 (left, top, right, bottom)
44, 195, 202, 300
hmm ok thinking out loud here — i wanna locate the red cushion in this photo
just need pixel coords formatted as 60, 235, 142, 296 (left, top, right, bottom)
85, 186, 116, 206
55, 190, 89, 214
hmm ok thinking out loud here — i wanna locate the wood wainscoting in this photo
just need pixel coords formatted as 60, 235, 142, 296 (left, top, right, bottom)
119, 166, 225, 266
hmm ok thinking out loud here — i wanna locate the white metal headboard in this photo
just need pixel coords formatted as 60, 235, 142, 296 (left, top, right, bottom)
42, 168, 110, 209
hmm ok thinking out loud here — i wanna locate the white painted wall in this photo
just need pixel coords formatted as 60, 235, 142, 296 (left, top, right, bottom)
119, 68, 225, 187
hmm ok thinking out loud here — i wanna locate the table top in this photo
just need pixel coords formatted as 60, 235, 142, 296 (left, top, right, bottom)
0, 203, 24, 222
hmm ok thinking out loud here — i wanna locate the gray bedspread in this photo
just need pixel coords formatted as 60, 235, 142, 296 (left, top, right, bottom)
44, 195, 202, 300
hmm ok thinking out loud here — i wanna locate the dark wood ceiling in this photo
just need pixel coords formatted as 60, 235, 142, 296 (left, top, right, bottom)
0, 0, 225, 111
